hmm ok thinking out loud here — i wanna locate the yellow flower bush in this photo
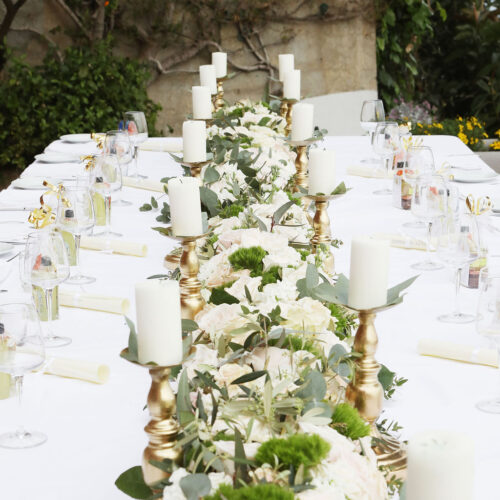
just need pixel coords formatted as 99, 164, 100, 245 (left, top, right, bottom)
412, 116, 489, 152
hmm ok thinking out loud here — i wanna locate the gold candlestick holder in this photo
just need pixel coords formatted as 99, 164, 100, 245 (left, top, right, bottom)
305, 193, 344, 275
164, 228, 209, 320
286, 138, 319, 196
180, 160, 210, 181
214, 77, 227, 111
120, 349, 182, 490
280, 98, 297, 136
344, 304, 407, 478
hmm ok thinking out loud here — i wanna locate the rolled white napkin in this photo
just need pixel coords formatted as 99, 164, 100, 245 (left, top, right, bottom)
43, 357, 109, 384
80, 235, 148, 257
371, 233, 428, 251
60, 289, 130, 315
0, 373, 10, 399
347, 164, 393, 179
139, 137, 183, 152
418, 338, 498, 368
122, 176, 166, 193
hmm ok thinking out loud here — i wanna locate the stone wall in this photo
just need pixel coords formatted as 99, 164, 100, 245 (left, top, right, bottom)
3, 0, 376, 135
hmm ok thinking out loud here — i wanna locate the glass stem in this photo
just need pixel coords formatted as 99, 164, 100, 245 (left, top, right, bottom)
134, 145, 139, 177
14, 375, 25, 437
453, 267, 462, 316
45, 287, 54, 339
73, 234, 82, 279
426, 221, 433, 260
105, 194, 112, 238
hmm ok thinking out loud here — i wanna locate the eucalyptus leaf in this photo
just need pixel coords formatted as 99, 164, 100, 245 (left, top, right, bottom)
115, 466, 152, 499
122, 317, 139, 363
179, 474, 211, 500
305, 263, 319, 290
181, 319, 199, 332
254, 215, 268, 232
231, 370, 268, 385
177, 369, 194, 426
272, 200, 295, 225
386, 275, 419, 305
331, 181, 348, 195
295, 370, 326, 401
203, 165, 220, 184
200, 186, 220, 217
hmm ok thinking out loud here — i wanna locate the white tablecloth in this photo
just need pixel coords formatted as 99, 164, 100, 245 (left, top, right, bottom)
0, 135, 499, 499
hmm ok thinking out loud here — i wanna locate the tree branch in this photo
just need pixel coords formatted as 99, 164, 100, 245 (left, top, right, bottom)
53, 0, 91, 40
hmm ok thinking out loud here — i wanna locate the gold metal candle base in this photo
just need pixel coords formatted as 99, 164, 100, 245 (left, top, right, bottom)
214, 77, 226, 111
180, 160, 210, 181
286, 139, 319, 207
280, 98, 296, 136
344, 306, 407, 478
306, 194, 342, 276
121, 350, 182, 490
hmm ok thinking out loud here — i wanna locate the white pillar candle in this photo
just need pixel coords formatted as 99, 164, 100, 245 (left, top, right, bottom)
347, 236, 389, 309
182, 120, 207, 162
192, 86, 212, 120
308, 149, 336, 195
168, 177, 203, 237
406, 430, 474, 500
211, 52, 227, 78
291, 102, 314, 141
283, 69, 301, 100
279, 54, 294, 82
199, 64, 217, 94
135, 279, 183, 366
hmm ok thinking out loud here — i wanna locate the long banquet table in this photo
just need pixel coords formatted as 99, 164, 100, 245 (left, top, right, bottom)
0, 135, 499, 499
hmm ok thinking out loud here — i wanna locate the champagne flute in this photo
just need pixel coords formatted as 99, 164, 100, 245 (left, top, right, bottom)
476, 268, 500, 413
123, 111, 148, 179
360, 99, 385, 164
402, 146, 435, 228
105, 130, 133, 207
56, 186, 96, 285
372, 121, 399, 195
410, 174, 448, 271
436, 213, 481, 323
0, 303, 46, 448
24, 230, 70, 347
90, 153, 123, 238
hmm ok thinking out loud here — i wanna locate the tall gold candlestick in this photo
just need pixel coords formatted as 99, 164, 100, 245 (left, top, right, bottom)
121, 351, 182, 490
344, 305, 407, 478
214, 77, 226, 111
306, 194, 342, 275
286, 139, 319, 207
280, 98, 296, 136
179, 235, 206, 320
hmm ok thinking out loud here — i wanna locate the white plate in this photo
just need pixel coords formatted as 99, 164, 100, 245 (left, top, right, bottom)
60, 134, 92, 144
0, 243, 14, 256
452, 170, 498, 183
11, 178, 58, 190
35, 152, 80, 163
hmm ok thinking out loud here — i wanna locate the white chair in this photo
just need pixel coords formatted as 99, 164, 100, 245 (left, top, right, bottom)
302, 89, 378, 136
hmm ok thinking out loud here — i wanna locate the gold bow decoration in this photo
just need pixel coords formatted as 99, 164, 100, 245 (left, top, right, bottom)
91, 132, 106, 150
466, 195, 492, 215
28, 181, 72, 229
82, 154, 97, 171
436, 161, 454, 181
401, 135, 423, 152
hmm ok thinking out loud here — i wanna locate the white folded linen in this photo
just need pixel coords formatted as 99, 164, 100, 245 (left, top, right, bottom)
122, 176, 166, 193
45, 140, 99, 157
418, 338, 498, 368
60, 289, 130, 315
371, 233, 428, 251
43, 357, 110, 384
347, 164, 393, 179
21, 162, 84, 179
139, 137, 183, 152
80, 235, 148, 257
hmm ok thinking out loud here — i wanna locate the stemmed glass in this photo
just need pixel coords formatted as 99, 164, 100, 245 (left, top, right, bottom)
105, 130, 133, 207
24, 230, 70, 347
402, 146, 435, 228
476, 268, 500, 413
410, 174, 448, 271
360, 99, 385, 164
123, 111, 148, 179
56, 186, 96, 285
436, 213, 481, 323
0, 303, 46, 448
90, 154, 123, 238
372, 121, 400, 195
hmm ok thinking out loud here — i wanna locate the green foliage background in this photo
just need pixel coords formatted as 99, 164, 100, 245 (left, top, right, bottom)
0, 41, 160, 175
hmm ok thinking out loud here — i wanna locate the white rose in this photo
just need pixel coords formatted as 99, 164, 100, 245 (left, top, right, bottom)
262, 246, 302, 270
214, 440, 261, 476
162, 468, 189, 500
183, 344, 219, 378
195, 303, 250, 343
226, 275, 262, 303
280, 297, 332, 333
207, 472, 232, 494
216, 363, 252, 397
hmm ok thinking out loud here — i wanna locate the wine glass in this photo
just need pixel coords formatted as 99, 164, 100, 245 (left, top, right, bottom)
476, 268, 500, 413
372, 121, 400, 195
402, 146, 435, 228
90, 153, 123, 238
0, 303, 46, 448
123, 111, 148, 179
360, 100, 385, 164
410, 174, 448, 271
24, 230, 70, 347
436, 213, 481, 323
56, 186, 96, 285
104, 130, 133, 207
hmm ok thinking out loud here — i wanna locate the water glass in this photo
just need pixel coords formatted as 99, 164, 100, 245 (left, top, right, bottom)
123, 111, 148, 179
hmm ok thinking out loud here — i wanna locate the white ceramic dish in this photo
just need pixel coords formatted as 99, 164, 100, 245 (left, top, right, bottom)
60, 134, 92, 144
11, 178, 48, 190
35, 152, 80, 163
452, 170, 498, 183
